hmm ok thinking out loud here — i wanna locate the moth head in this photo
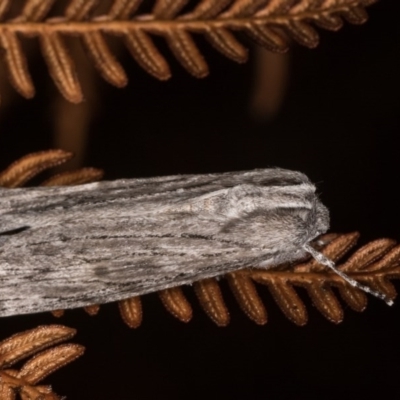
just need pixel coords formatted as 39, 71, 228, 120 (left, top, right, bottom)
219, 199, 330, 251
314, 201, 330, 237
290, 199, 330, 245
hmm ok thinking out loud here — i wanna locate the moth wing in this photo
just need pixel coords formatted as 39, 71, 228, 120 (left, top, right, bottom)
0, 169, 297, 232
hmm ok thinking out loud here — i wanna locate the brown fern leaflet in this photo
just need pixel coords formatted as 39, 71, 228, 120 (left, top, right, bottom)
0, 325, 84, 400
1, 150, 398, 329
0, 0, 376, 103
161, 232, 400, 326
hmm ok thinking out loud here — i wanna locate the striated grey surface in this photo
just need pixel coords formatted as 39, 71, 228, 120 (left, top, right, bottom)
0, 169, 329, 317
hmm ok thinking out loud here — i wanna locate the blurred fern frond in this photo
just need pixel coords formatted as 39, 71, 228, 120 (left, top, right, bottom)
0, 0, 377, 103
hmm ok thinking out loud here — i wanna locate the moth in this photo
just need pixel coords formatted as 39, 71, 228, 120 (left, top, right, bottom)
0, 168, 391, 317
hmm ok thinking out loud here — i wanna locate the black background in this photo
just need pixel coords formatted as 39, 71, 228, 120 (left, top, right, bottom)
1, 1, 399, 399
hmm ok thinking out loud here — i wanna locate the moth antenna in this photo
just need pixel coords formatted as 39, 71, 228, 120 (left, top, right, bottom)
303, 244, 394, 306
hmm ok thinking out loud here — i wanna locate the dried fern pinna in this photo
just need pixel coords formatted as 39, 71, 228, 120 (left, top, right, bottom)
0, 325, 84, 400
0, 150, 399, 330
0, 0, 377, 103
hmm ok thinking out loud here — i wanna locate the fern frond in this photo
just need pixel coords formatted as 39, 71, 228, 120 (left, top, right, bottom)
41, 167, 104, 186
0, 150, 73, 188
0, 325, 84, 400
17, 343, 84, 384
0, 0, 377, 102
155, 232, 399, 327
158, 287, 193, 323
240, 232, 400, 325
194, 278, 231, 326
226, 271, 268, 325
118, 296, 143, 328
0, 325, 76, 368
119, 233, 397, 327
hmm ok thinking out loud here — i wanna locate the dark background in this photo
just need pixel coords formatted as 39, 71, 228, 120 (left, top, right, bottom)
0, 1, 399, 399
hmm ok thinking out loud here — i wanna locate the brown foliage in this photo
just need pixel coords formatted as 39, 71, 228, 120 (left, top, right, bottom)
0, 325, 84, 400
0, 0, 377, 103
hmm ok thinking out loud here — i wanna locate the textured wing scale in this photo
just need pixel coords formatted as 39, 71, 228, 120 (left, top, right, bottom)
0, 0, 377, 102
1, 158, 316, 316
2, 151, 397, 328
